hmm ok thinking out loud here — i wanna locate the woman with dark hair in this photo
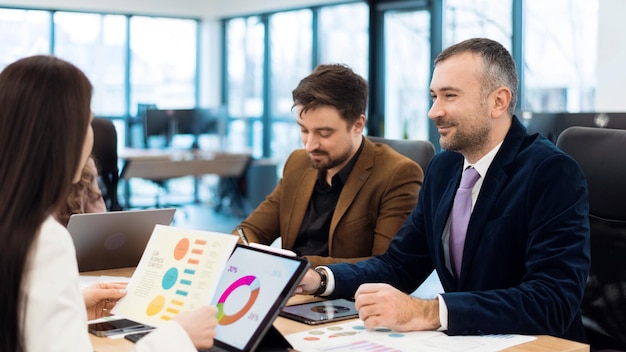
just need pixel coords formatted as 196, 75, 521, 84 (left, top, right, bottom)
55, 155, 107, 226
0, 55, 217, 352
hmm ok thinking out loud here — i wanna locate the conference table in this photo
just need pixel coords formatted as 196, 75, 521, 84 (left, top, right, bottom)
118, 148, 251, 207
84, 267, 589, 352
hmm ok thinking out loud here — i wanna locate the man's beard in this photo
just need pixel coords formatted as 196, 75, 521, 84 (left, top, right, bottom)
308, 148, 351, 170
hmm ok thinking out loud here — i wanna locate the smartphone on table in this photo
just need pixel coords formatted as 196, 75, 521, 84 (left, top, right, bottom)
88, 318, 153, 337
280, 298, 359, 325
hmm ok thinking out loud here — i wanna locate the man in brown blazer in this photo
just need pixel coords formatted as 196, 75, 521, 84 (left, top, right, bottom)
235, 64, 424, 267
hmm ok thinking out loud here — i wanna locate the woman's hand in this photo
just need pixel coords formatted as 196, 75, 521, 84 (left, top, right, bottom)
174, 306, 218, 350
83, 282, 128, 320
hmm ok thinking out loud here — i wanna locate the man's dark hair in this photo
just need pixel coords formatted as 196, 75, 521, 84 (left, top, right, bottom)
292, 63, 368, 126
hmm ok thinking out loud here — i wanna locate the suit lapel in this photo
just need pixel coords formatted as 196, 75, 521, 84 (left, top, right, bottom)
329, 140, 375, 251
459, 117, 525, 286
283, 168, 317, 249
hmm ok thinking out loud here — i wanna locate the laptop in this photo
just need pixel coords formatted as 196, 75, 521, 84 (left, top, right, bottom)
68, 208, 176, 272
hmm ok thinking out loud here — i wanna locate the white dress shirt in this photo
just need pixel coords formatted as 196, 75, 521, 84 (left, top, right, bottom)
21, 216, 196, 351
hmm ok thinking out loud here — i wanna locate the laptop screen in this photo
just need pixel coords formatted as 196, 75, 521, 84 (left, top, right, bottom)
210, 244, 309, 351
68, 208, 176, 272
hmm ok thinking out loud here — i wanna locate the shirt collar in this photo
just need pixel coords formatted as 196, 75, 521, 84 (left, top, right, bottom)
462, 141, 503, 178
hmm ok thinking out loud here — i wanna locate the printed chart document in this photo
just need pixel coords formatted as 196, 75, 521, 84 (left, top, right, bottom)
286, 319, 537, 352
112, 225, 238, 327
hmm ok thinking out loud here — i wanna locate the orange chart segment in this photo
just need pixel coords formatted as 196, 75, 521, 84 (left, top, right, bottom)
216, 275, 260, 325
174, 238, 190, 260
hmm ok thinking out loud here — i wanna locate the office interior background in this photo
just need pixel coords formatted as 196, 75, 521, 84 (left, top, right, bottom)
0, 0, 624, 209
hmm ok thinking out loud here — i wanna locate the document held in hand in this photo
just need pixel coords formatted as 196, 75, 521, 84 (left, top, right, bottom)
112, 225, 238, 327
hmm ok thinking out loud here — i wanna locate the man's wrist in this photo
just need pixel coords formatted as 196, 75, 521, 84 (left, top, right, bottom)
313, 268, 328, 296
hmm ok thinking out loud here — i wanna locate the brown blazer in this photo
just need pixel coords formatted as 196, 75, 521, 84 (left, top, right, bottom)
236, 137, 423, 267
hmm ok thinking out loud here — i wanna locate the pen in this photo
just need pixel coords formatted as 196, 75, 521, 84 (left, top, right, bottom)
236, 226, 250, 245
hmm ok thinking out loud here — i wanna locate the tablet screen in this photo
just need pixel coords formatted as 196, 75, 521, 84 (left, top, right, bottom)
209, 244, 309, 351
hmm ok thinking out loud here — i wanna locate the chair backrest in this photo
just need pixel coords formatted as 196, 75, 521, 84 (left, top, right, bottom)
143, 108, 172, 148
556, 126, 626, 351
367, 136, 436, 171
92, 118, 121, 211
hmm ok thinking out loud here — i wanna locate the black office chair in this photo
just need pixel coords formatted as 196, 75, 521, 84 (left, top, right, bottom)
367, 136, 436, 172
556, 126, 626, 352
143, 108, 172, 148
91, 117, 122, 211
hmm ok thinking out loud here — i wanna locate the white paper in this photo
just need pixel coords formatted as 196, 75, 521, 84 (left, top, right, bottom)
286, 320, 537, 352
79, 275, 131, 289
111, 225, 238, 327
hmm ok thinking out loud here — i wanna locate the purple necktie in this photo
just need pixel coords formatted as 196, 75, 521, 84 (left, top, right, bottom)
449, 167, 481, 277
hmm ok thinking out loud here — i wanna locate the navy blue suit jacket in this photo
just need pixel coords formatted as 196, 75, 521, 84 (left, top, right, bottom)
328, 117, 590, 342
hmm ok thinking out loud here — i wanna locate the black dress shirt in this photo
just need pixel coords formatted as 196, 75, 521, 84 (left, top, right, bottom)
293, 140, 364, 256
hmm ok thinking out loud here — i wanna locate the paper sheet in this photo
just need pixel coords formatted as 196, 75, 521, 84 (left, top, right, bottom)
286, 320, 537, 352
111, 225, 238, 327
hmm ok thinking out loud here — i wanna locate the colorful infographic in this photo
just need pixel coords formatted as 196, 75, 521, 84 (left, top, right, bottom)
216, 275, 260, 325
112, 225, 238, 327
208, 246, 303, 350
285, 320, 537, 352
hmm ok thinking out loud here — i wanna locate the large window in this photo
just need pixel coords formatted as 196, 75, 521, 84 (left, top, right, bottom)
225, 16, 265, 155
443, 0, 512, 49
384, 9, 431, 140
0, 9, 50, 70
522, 0, 598, 112
269, 10, 313, 161
54, 12, 127, 116
319, 3, 369, 78
129, 17, 198, 116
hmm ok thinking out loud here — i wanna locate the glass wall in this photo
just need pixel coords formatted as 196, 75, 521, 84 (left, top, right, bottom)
522, 0, 598, 112
0, 6, 200, 151
129, 17, 198, 115
54, 12, 127, 116
268, 9, 313, 162
0, 9, 50, 70
319, 3, 369, 78
384, 9, 431, 140
443, 0, 512, 50
225, 16, 266, 155
0, 1, 604, 160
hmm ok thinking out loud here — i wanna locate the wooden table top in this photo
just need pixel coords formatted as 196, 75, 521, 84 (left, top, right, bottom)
83, 268, 589, 352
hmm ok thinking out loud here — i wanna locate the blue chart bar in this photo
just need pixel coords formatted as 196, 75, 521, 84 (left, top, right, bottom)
184, 268, 195, 275
180, 279, 192, 285
175, 290, 188, 296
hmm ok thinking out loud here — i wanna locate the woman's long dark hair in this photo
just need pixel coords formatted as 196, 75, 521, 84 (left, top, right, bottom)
0, 55, 92, 352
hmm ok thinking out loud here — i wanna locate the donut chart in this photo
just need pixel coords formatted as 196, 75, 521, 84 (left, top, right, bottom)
216, 275, 260, 325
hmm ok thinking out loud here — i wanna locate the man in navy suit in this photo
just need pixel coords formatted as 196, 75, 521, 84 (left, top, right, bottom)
296, 37, 590, 343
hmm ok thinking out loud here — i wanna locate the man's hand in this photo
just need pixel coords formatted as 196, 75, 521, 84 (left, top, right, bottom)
83, 282, 128, 320
294, 269, 322, 295
354, 283, 440, 331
